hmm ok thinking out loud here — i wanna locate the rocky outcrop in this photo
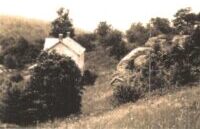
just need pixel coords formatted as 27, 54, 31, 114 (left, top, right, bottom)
111, 34, 190, 86
171, 35, 190, 49
145, 34, 167, 48
117, 47, 153, 73
111, 47, 153, 85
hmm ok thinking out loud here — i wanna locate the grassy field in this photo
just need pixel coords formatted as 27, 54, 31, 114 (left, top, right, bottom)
37, 84, 200, 129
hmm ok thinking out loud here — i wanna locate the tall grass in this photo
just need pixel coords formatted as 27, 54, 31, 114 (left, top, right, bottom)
38, 85, 200, 129
0, 15, 50, 44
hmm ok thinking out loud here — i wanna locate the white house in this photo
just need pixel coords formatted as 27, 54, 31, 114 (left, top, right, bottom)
43, 34, 86, 71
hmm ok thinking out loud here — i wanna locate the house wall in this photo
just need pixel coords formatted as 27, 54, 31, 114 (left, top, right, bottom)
79, 53, 85, 71
48, 43, 84, 72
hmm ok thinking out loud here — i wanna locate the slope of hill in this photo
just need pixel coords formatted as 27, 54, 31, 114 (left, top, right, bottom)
37, 44, 200, 129
82, 46, 118, 114
38, 84, 200, 129
0, 15, 199, 129
1, 34, 199, 129
0, 15, 50, 43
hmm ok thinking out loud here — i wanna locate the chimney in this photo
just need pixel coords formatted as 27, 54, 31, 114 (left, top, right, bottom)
59, 33, 63, 42
67, 32, 70, 37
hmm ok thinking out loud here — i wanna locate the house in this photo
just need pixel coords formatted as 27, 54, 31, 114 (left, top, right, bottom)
43, 34, 86, 72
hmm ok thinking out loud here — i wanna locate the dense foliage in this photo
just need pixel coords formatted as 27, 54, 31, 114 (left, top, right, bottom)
0, 52, 83, 125
50, 7, 74, 38
74, 33, 96, 51
150, 17, 173, 34
0, 36, 43, 69
95, 22, 128, 59
126, 23, 149, 45
0, 80, 25, 125
173, 7, 200, 34
114, 25, 200, 105
81, 70, 98, 85
95, 21, 112, 43
24, 52, 83, 123
113, 84, 140, 105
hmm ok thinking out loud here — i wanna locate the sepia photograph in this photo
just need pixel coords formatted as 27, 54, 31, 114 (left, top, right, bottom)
0, 0, 199, 128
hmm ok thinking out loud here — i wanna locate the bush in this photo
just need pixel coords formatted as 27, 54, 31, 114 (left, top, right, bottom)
0, 80, 25, 125
126, 23, 149, 45
113, 85, 140, 105
150, 17, 172, 34
109, 41, 128, 60
21, 52, 83, 123
96, 21, 112, 43
102, 29, 123, 46
0, 36, 42, 69
74, 33, 96, 51
0, 52, 83, 125
81, 70, 97, 85
113, 39, 198, 105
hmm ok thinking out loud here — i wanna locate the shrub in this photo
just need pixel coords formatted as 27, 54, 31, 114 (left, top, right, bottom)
81, 70, 97, 85
102, 29, 123, 46
0, 36, 42, 69
74, 33, 96, 51
96, 21, 112, 42
126, 23, 149, 45
0, 80, 25, 125
22, 51, 83, 123
113, 85, 140, 105
150, 17, 172, 34
109, 41, 128, 60
113, 39, 198, 105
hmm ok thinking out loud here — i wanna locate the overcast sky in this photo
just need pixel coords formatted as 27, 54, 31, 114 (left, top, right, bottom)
0, 0, 199, 31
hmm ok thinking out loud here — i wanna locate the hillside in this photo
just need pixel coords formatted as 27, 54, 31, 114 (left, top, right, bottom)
35, 43, 199, 129
0, 15, 50, 43
82, 45, 118, 114
0, 15, 199, 129
0, 15, 88, 44
38, 84, 200, 129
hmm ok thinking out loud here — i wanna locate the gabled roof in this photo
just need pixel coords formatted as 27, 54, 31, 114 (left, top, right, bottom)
43, 37, 86, 55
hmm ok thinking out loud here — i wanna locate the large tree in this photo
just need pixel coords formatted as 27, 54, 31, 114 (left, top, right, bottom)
126, 22, 149, 45
22, 52, 83, 123
95, 21, 112, 43
150, 17, 172, 34
50, 7, 74, 38
173, 7, 199, 34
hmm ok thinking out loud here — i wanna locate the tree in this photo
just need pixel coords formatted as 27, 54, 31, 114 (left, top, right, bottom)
173, 7, 199, 34
103, 29, 123, 46
95, 21, 112, 43
23, 52, 83, 123
126, 23, 149, 45
110, 41, 128, 60
74, 33, 96, 51
150, 17, 172, 34
1, 36, 41, 69
50, 7, 74, 38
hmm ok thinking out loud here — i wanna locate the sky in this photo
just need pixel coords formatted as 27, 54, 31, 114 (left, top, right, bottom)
0, 0, 199, 31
